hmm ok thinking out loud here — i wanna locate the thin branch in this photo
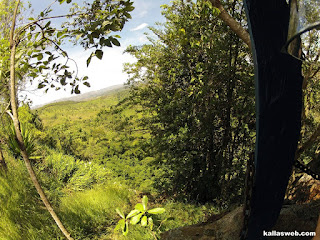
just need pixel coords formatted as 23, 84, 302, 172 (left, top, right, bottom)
9, 1, 73, 239
209, 0, 251, 49
16, 11, 83, 36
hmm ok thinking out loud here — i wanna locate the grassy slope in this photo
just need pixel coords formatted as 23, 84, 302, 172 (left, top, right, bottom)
0, 88, 218, 239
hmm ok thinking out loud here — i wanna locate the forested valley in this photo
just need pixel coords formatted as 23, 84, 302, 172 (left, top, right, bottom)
1, 0, 320, 239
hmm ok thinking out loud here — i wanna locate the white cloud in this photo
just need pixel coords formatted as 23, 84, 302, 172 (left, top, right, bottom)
130, 23, 148, 32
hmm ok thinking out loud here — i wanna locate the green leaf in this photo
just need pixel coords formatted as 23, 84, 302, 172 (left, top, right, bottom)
126, 209, 140, 219
83, 82, 90, 87
95, 49, 103, 60
141, 215, 147, 227
142, 195, 148, 210
57, 31, 63, 38
104, 39, 112, 47
115, 219, 125, 232
110, 37, 120, 46
38, 83, 46, 89
116, 208, 125, 219
61, 51, 68, 57
74, 85, 80, 94
135, 203, 144, 212
86, 55, 92, 67
148, 208, 166, 215
130, 213, 143, 225
37, 54, 43, 61
44, 21, 51, 29
123, 221, 129, 236
148, 217, 153, 230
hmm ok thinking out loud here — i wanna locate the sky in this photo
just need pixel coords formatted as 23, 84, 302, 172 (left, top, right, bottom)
23, 0, 172, 107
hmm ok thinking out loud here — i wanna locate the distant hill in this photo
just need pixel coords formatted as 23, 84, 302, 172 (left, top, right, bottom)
32, 84, 127, 109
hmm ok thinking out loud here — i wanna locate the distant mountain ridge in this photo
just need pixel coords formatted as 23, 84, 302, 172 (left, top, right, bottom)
32, 84, 127, 109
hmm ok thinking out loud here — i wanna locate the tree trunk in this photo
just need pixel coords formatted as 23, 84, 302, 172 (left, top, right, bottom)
9, 1, 73, 239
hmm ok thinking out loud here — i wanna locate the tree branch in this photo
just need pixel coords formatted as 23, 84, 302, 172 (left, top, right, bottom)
209, 0, 251, 49
9, 1, 73, 239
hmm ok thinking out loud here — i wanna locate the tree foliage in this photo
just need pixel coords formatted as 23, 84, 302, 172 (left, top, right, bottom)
124, 0, 255, 203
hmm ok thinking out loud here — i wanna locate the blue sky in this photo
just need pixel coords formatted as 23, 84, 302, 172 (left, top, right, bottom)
23, 0, 171, 107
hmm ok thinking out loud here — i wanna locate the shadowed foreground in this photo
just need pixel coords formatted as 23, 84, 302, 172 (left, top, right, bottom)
161, 200, 320, 240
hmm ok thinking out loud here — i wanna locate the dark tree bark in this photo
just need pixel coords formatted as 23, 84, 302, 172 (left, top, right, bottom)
244, 0, 303, 239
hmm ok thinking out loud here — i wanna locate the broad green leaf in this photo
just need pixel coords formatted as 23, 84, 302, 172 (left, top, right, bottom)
141, 215, 147, 227
135, 203, 144, 212
115, 219, 125, 232
95, 50, 103, 60
148, 208, 166, 214
126, 209, 140, 219
111, 37, 120, 46
130, 213, 143, 225
142, 195, 148, 210
116, 208, 125, 219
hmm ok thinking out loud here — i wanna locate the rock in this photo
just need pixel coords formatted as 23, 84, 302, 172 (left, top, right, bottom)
161, 200, 320, 240
286, 173, 320, 204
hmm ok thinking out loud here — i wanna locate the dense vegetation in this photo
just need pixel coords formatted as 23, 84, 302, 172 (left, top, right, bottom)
1, 89, 219, 239
124, 0, 255, 204
1, 0, 320, 239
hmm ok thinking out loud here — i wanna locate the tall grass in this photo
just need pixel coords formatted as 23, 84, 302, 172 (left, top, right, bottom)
59, 184, 135, 240
0, 160, 62, 240
0, 147, 218, 239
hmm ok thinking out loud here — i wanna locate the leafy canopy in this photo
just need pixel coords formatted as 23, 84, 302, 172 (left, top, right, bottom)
2, 0, 134, 97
